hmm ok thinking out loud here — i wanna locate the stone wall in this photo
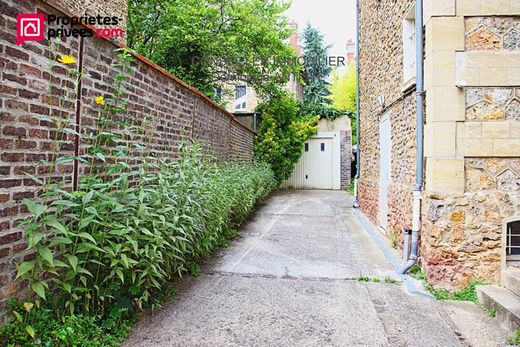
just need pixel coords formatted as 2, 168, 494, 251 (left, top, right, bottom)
0, 0, 254, 316
421, 4, 520, 289
360, 0, 520, 289
422, 86, 520, 288
358, 0, 416, 235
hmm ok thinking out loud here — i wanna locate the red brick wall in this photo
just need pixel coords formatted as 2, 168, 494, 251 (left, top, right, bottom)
0, 0, 253, 317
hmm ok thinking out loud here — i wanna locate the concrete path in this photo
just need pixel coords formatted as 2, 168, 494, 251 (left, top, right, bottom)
123, 190, 507, 347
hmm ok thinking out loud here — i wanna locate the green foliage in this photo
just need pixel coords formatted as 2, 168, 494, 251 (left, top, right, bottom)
346, 181, 355, 196
0, 299, 135, 347
329, 63, 358, 142
302, 24, 332, 105
389, 229, 398, 249
253, 93, 319, 184
330, 63, 357, 112
409, 266, 483, 304
508, 330, 520, 345
384, 277, 398, 284
409, 264, 428, 282
7, 45, 277, 345
127, 0, 300, 98
426, 281, 483, 304
297, 100, 343, 120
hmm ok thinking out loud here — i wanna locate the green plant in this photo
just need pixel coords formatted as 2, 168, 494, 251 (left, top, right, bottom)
508, 330, 520, 345
346, 181, 355, 195
488, 307, 497, 317
384, 277, 398, 284
284, 266, 289, 277
409, 264, 428, 282
254, 92, 319, 183
0, 299, 135, 347
426, 280, 483, 304
389, 229, 398, 249
8, 45, 277, 344
187, 261, 202, 277
408, 265, 483, 304
354, 275, 371, 282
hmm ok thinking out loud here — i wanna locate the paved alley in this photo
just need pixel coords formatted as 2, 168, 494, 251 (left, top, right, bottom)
123, 190, 506, 347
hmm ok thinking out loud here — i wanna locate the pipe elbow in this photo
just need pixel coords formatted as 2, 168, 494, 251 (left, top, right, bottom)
398, 258, 417, 274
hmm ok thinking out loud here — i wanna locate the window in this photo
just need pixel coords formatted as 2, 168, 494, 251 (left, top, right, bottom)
506, 220, 520, 257
321, 143, 325, 151
242, 102, 247, 109
304, 143, 309, 152
402, 5, 416, 85
235, 85, 246, 99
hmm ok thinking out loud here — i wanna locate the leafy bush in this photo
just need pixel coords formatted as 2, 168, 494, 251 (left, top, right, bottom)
0, 299, 135, 347
254, 93, 319, 183
5, 46, 276, 345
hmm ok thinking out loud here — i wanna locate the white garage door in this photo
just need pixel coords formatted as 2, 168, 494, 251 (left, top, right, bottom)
283, 132, 341, 190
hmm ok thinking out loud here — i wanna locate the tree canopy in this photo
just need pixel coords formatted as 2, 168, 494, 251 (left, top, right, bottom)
128, 0, 301, 98
301, 24, 332, 105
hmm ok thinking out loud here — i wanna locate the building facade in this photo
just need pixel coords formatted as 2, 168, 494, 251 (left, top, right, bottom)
359, 0, 520, 289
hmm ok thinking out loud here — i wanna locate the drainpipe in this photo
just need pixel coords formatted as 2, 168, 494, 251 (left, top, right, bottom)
399, 0, 424, 274
353, 0, 361, 209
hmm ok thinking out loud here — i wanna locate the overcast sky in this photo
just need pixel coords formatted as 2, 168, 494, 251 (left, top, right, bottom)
285, 0, 357, 57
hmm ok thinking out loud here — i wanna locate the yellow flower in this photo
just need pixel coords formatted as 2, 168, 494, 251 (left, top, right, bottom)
57, 55, 76, 65
95, 96, 105, 105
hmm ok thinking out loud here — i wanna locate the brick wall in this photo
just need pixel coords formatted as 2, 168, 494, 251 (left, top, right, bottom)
0, 0, 253, 316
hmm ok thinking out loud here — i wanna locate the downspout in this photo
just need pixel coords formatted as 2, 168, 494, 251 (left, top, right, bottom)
353, 0, 361, 209
399, 0, 424, 274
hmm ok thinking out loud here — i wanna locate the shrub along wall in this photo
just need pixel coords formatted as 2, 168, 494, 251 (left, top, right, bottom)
0, 0, 254, 318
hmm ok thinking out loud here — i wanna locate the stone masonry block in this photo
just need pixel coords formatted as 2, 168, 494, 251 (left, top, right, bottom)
457, 0, 520, 16
481, 122, 511, 139
456, 52, 520, 87
511, 122, 520, 139
426, 157, 465, 194
425, 122, 457, 157
426, 87, 465, 121
425, 16, 465, 54
456, 122, 483, 139
425, 51, 457, 89
424, 0, 456, 23
457, 138, 494, 156
494, 139, 520, 157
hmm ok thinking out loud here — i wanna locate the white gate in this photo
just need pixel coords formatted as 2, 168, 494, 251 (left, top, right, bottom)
379, 114, 392, 230
283, 132, 341, 190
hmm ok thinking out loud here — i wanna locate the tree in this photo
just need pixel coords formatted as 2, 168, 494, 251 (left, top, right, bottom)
330, 62, 356, 112
128, 0, 301, 98
301, 24, 332, 105
254, 93, 319, 184
329, 62, 357, 143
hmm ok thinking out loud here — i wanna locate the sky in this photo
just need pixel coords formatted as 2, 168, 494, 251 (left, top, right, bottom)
285, 0, 357, 58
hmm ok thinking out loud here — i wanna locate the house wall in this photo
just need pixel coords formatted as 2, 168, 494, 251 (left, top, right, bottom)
358, 0, 416, 237
0, 0, 254, 318
422, 2, 520, 288
360, 0, 520, 289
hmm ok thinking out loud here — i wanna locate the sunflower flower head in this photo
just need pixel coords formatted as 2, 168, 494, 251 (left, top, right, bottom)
95, 96, 105, 105
57, 55, 76, 65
